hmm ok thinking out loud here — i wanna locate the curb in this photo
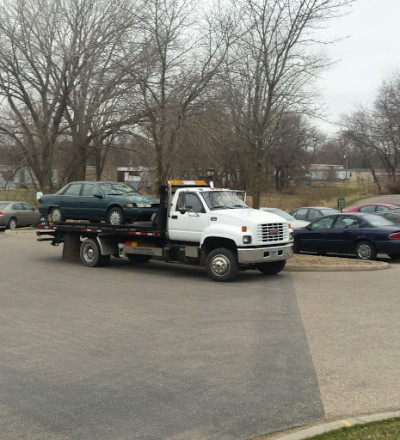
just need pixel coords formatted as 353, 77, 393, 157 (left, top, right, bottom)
284, 262, 389, 272
259, 410, 400, 440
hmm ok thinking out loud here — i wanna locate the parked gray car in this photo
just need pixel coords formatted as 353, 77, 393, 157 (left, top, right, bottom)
0, 201, 44, 230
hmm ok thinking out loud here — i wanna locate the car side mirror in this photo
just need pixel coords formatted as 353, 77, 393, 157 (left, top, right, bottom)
94, 194, 103, 199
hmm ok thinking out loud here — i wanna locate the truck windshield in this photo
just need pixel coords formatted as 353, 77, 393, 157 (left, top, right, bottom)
201, 191, 248, 210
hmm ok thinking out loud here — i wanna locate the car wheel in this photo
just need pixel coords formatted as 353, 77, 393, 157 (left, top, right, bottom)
388, 253, 400, 260
355, 240, 377, 260
80, 238, 110, 267
50, 207, 64, 223
256, 260, 286, 275
205, 248, 238, 282
107, 207, 124, 225
8, 217, 17, 230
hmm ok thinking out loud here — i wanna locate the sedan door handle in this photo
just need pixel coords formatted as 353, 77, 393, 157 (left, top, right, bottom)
171, 215, 178, 219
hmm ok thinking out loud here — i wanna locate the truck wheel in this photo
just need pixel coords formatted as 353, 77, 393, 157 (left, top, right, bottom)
107, 207, 124, 225
256, 260, 286, 275
355, 240, 376, 260
206, 248, 238, 282
50, 207, 64, 223
80, 238, 110, 267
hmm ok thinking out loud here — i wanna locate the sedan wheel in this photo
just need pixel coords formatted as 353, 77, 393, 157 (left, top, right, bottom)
107, 207, 124, 225
50, 207, 63, 223
8, 217, 17, 230
355, 241, 377, 260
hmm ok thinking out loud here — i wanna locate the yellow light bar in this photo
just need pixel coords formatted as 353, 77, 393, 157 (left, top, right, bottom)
168, 180, 208, 186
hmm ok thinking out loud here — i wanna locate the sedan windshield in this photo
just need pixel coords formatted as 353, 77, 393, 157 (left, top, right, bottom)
201, 190, 248, 210
0, 202, 9, 209
98, 183, 139, 196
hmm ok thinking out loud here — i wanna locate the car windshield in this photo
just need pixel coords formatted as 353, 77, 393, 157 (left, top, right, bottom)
363, 214, 397, 227
98, 183, 139, 196
201, 190, 248, 210
0, 202, 9, 209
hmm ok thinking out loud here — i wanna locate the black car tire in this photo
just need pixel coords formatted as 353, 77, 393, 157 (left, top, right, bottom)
355, 240, 377, 260
388, 253, 400, 260
7, 217, 17, 230
256, 260, 286, 275
80, 238, 110, 267
50, 207, 64, 223
107, 207, 124, 225
205, 248, 238, 282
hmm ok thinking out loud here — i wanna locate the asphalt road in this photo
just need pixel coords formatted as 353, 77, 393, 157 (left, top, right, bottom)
1, 231, 399, 440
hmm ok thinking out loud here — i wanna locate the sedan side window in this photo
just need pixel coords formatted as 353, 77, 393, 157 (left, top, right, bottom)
82, 184, 102, 197
310, 216, 335, 230
308, 209, 321, 221
22, 203, 34, 211
376, 206, 389, 212
359, 205, 375, 212
12, 203, 24, 210
63, 183, 82, 196
293, 208, 308, 220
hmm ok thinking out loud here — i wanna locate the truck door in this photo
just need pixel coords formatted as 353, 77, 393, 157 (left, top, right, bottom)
168, 192, 209, 242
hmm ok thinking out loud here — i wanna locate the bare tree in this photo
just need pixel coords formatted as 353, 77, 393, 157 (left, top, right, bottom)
223, 0, 353, 207
124, 0, 235, 189
0, 0, 73, 191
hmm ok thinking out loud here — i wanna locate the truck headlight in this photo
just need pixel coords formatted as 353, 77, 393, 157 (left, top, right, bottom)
289, 231, 294, 242
243, 235, 252, 244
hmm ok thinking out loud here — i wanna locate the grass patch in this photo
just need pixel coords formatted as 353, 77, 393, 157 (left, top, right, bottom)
308, 417, 400, 439
0, 189, 39, 206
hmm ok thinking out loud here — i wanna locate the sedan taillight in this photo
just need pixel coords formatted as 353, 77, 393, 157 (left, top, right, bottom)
389, 232, 400, 239
0, 210, 3, 216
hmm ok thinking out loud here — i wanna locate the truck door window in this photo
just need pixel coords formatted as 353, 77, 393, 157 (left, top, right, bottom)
176, 193, 204, 213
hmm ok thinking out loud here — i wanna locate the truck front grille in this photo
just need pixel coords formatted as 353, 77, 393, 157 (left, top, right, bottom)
257, 223, 288, 243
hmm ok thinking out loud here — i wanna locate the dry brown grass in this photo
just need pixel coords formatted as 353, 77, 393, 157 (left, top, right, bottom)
247, 182, 380, 212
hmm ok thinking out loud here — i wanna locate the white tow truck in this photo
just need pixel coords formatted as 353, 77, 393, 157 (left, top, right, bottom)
36, 180, 293, 281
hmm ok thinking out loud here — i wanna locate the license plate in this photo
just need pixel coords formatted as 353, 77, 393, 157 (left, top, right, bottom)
270, 250, 279, 256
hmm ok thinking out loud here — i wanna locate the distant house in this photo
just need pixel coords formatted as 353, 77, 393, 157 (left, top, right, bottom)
0, 166, 38, 190
307, 164, 347, 181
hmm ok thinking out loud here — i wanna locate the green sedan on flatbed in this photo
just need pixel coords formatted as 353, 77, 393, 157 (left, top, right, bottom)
38, 181, 159, 225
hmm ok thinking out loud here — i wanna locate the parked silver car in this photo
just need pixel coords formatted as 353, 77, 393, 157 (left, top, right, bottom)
260, 207, 309, 229
0, 201, 44, 230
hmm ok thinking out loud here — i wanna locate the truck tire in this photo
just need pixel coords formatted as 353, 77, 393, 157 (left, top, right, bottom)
107, 207, 124, 225
206, 248, 238, 282
80, 238, 110, 267
256, 260, 286, 275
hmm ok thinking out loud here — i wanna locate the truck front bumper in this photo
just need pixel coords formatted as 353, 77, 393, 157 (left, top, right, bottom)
237, 243, 293, 264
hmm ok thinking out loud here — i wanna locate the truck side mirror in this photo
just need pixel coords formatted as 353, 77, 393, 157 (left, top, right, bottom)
36, 191, 43, 200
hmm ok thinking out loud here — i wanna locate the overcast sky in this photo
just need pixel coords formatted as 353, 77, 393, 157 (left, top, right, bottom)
315, 0, 400, 135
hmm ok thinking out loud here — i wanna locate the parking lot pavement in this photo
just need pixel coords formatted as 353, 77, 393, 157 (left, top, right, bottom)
1, 231, 400, 440
292, 263, 400, 420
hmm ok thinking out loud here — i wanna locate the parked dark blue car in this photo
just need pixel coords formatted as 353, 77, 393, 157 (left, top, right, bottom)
293, 213, 400, 260
38, 181, 159, 225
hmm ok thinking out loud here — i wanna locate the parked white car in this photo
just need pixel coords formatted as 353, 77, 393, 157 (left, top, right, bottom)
260, 207, 309, 229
